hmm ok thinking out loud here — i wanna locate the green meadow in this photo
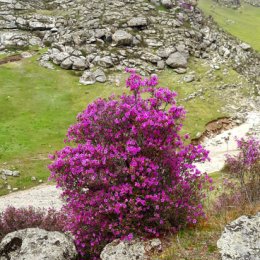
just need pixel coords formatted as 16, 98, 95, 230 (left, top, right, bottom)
0, 50, 251, 194
198, 0, 260, 52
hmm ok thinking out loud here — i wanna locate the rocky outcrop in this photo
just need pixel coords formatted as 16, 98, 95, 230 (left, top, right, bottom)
245, 0, 260, 6
213, 0, 241, 8
100, 238, 162, 260
0, 0, 259, 86
0, 228, 77, 260
217, 213, 260, 260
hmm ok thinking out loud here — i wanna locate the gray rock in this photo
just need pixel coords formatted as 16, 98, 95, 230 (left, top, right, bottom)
0, 169, 20, 177
183, 74, 195, 83
156, 47, 176, 59
98, 56, 114, 68
217, 213, 260, 260
112, 30, 133, 46
0, 228, 77, 260
240, 43, 251, 51
161, 0, 174, 9
128, 17, 147, 28
71, 56, 88, 71
157, 60, 165, 70
53, 52, 70, 65
166, 52, 188, 68
174, 68, 187, 74
39, 54, 54, 70
93, 69, 107, 83
79, 71, 96, 85
100, 238, 162, 260
60, 57, 73, 69
141, 52, 161, 64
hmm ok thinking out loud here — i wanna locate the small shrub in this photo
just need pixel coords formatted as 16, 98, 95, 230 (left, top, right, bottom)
49, 69, 211, 259
225, 137, 260, 203
0, 206, 66, 241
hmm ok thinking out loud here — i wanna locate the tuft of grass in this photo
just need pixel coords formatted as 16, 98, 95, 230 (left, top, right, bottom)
0, 52, 124, 194
198, 0, 260, 52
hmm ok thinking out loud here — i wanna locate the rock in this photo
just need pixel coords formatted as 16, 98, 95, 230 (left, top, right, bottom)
141, 52, 161, 64
161, 0, 175, 9
60, 57, 73, 69
98, 56, 114, 68
93, 69, 107, 83
217, 213, 260, 260
39, 54, 54, 70
100, 238, 162, 260
156, 47, 176, 59
128, 17, 147, 28
174, 68, 187, 74
112, 30, 133, 46
80, 71, 96, 85
53, 52, 70, 65
166, 52, 188, 68
71, 56, 88, 71
0, 228, 77, 260
0, 169, 20, 177
183, 74, 195, 83
157, 60, 165, 70
240, 43, 251, 51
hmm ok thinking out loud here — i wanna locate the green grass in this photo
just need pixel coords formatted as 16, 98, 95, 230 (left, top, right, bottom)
198, 0, 260, 52
0, 51, 251, 195
0, 52, 124, 194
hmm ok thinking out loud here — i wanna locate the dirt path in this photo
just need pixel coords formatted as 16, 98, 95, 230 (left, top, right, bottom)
0, 184, 63, 212
0, 111, 259, 212
196, 111, 260, 173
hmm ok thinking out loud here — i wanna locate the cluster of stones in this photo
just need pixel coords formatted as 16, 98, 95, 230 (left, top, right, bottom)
213, 0, 260, 7
0, 0, 259, 86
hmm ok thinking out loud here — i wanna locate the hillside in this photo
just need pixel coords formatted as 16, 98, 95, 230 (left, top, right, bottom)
0, 0, 259, 194
0, 1, 259, 260
199, 0, 260, 52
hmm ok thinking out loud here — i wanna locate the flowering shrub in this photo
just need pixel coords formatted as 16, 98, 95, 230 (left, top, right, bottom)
213, 178, 244, 212
0, 207, 66, 241
225, 137, 260, 203
49, 69, 210, 259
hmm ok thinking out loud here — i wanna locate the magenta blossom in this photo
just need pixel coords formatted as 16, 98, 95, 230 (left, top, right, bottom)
49, 69, 210, 259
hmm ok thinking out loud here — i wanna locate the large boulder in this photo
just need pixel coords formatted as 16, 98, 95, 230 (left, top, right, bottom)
112, 30, 133, 46
217, 213, 260, 260
166, 51, 188, 68
100, 238, 162, 260
0, 228, 77, 260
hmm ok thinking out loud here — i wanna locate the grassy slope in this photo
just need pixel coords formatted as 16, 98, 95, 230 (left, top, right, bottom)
0, 53, 124, 194
198, 0, 260, 52
0, 50, 251, 195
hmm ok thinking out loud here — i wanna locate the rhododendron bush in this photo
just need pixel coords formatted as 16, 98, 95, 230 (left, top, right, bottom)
49, 69, 210, 259
0, 207, 66, 241
225, 137, 260, 203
